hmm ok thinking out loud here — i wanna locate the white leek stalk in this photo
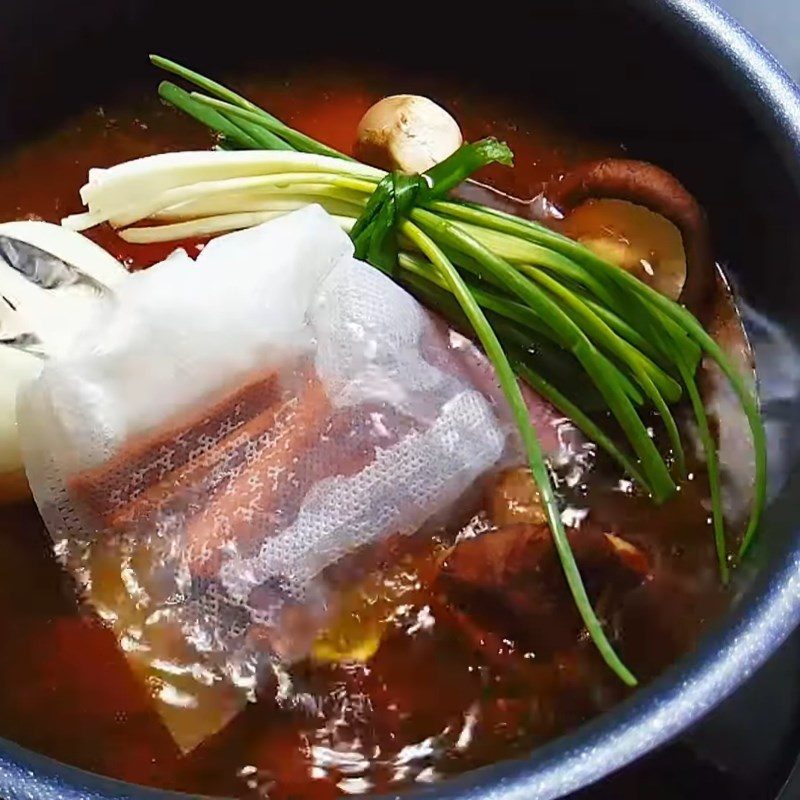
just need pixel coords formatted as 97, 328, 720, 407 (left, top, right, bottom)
64, 150, 382, 231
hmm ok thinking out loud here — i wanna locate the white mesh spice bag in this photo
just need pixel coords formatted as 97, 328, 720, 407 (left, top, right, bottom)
17, 206, 506, 752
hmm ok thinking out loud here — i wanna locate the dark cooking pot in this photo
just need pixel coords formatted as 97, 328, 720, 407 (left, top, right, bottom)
1, 0, 800, 797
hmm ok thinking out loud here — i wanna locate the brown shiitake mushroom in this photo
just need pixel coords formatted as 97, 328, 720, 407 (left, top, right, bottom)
355, 95, 463, 174
548, 159, 715, 318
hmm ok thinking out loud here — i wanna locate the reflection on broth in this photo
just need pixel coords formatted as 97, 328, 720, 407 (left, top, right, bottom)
0, 62, 771, 800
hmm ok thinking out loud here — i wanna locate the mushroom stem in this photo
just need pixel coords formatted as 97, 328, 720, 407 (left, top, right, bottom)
547, 159, 715, 318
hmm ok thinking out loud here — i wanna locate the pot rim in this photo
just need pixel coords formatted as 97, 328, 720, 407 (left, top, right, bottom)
2, 1, 800, 798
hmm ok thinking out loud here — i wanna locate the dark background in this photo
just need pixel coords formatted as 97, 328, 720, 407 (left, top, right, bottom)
718, 0, 800, 82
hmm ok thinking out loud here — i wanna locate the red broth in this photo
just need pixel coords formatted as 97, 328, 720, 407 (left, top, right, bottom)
0, 66, 738, 798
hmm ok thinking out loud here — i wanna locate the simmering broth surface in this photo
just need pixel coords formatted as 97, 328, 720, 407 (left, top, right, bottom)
0, 66, 741, 798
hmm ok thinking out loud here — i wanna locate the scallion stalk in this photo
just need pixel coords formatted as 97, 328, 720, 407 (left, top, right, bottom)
402, 218, 637, 686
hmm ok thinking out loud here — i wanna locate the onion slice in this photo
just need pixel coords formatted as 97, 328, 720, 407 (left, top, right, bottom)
0, 221, 128, 501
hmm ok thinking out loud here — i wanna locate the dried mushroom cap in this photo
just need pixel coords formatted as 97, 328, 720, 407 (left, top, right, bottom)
548, 159, 715, 318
